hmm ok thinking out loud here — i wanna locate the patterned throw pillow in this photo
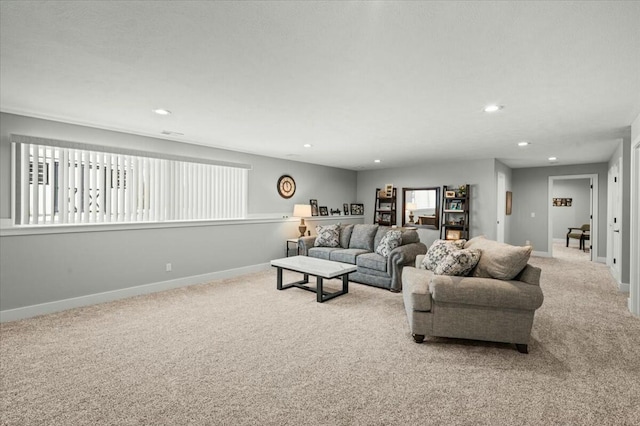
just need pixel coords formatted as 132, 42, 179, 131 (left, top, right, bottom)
433, 248, 481, 276
314, 225, 340, 247
375, 230, 402, 257
421, 239, 466, 271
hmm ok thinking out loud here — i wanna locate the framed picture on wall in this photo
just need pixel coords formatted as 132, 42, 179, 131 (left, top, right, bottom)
310, 199, 319, 216
343, 203, 349, 215
350, 203, 364, 215
319, 206, 329, 216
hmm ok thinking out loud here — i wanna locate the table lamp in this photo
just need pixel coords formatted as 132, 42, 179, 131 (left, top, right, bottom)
406, 202, 417, 223
292, 204, 313, 237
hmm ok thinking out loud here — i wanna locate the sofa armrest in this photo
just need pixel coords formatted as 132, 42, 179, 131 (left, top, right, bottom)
429, 275, 544, 311
415, 254, 426, 268
387, 242, 428, 291
297, 236, 316, 256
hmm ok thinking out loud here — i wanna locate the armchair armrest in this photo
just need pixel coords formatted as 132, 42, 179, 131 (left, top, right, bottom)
388, 242, 428, 291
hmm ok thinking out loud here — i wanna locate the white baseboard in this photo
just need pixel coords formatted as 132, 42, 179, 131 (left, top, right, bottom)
597, 256, 606, 263
0, 263, 271, 323
618, 282, 630, 293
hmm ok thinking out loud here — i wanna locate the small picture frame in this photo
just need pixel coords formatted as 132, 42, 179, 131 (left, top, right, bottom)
445, 190, 456, 198
384, 184, 394, 197
449, 201, 462, 210
350, 203, 364, 215
343, 203, 350, 215
319, 206, 329, 216
446, 229, 462, 240
310, 199, 319, 216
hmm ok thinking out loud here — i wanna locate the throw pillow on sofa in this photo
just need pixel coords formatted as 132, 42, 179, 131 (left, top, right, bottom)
314, 225, 340, 247
375, 230, 402, 257
421, 239, 466, 271
433, 248, 481, 276
464, 236, 532, 280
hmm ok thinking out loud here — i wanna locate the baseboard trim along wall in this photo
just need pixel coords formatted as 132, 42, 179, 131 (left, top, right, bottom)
619, 282, 630, 293
532, 250, 551, 257
0, 263, 271, 323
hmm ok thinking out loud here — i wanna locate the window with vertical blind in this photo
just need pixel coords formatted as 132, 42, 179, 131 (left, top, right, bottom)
11, 135, 250, 226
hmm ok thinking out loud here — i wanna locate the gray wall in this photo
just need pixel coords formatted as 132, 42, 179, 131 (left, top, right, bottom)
0, 113, 359, 311
511, 163, 608, 257
551, 179, 591, 240
355, 159, 497, 248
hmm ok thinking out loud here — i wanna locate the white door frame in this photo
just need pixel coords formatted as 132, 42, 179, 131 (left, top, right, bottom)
608, 159, 622, 283
497, 172, 506, 243
630, 135, 640, 316
548, 174, 598, 261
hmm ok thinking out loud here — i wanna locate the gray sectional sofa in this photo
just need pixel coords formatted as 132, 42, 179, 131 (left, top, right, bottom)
298, 224, 427, 292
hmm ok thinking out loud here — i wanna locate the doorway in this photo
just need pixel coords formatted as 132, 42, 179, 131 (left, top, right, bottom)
548, 174, 598, 261
630, 135, 640, 316
496, 172, 506, 243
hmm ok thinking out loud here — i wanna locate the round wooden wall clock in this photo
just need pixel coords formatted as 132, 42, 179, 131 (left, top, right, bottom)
277, 175, 296, 199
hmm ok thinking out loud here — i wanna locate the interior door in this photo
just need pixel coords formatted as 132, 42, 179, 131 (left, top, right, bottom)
610, 160, 622, 282
496, 172, 505, 243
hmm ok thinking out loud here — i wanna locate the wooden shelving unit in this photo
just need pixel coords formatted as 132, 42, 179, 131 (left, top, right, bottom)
374, 187, 397, 226
440, 184, 470, 240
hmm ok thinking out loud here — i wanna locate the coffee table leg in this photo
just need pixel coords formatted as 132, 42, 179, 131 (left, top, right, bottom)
276, 267, 283, 290
342, 274, 349, 294
317, 277, 324, 303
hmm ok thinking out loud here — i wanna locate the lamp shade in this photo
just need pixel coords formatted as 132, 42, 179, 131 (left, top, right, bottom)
292, 204, 312, 218
406, 202, 418, 211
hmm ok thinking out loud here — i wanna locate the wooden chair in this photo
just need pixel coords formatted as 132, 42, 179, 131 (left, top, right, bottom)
566, 224, 590, 249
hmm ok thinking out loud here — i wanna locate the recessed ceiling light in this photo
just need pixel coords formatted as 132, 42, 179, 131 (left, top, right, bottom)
483, 104, 503, 113
518, 141, 530, 147
303, 144, 312, 148
153, 109, 172, 115
548, 156, 557, 161
374, 159, 381, 163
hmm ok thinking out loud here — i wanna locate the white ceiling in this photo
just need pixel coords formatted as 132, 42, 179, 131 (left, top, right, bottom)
1, 1, 639, 170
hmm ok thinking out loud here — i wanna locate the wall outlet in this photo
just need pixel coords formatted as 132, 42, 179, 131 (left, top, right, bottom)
531, 212, 536, 218
525, 240, 531, 246
166, 263, 172, 272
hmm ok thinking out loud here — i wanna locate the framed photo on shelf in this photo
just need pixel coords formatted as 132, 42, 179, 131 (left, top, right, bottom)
445, 190, 456, 198
343, 203, 350, 215
449, 201, 462, 210
350, 203, 364, 215
319, 206, 329, 216
384, 184, 394, 197
446, 229, 462, 240
310, 199, 319, 216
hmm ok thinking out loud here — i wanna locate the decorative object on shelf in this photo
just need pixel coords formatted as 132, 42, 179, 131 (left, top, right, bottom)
343, 203, 349, 215
350, 203, 364, 215
309, 199, 319, 216
506, 191, 513, 215
374, 187, 396, 225
406, 202, 417, 223
441, 184, 470, 240
553, 197, 572, 207
446, 229, 462, 240
319, 206, 329, 216
330, 208, 341, 215
292, 204, 312, 237
277, 175, 296, 199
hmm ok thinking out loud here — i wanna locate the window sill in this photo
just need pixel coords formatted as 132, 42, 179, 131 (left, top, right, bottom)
0, 215, 365, 236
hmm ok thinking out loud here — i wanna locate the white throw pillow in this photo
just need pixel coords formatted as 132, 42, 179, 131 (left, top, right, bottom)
314, 225, 340, 247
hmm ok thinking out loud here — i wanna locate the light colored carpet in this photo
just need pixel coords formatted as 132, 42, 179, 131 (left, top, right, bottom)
1, 251, 639, 425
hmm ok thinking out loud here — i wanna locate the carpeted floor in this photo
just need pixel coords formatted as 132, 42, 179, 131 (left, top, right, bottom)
1, 248, 639, 425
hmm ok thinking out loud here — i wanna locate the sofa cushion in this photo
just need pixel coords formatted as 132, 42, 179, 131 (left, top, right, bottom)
349, 224, 379, 251
433, 248, 481, 276
308, 247, 340, 260
357, 252, 388, 272
339, 224, 355, 248
421, 239, 466, 271
375, 230, 402, 257
330, 248, 369, 264
464, 236, 532, 280
314, 225, 340, 248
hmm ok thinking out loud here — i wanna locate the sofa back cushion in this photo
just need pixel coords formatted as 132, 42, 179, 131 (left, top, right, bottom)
349, 224, 379, 251
339, 224, 354, 248
399, 229, 419, 245
464, 236, 532, 280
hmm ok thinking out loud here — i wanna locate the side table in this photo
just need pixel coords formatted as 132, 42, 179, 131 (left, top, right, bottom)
286, 238, 300, 257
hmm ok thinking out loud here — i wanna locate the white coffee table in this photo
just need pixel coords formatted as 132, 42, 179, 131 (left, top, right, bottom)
270, 256, 357, 303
